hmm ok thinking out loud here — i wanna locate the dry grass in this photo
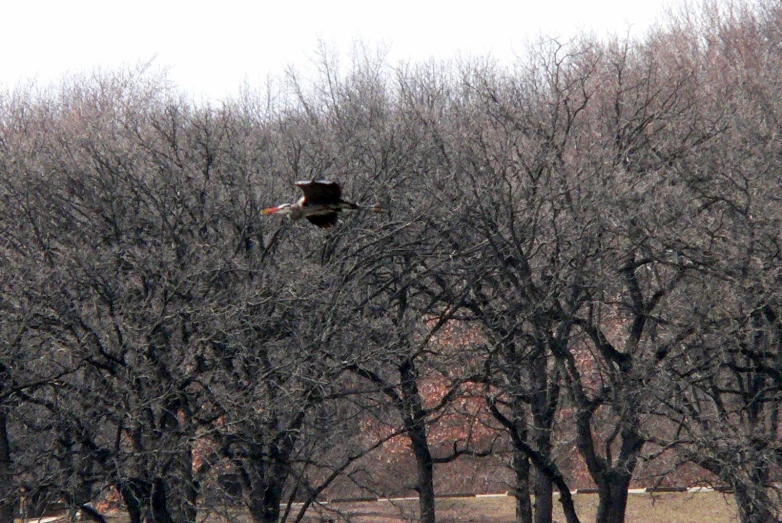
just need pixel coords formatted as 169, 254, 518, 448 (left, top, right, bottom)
296, 492, 738, 523
35, 491, 738, 523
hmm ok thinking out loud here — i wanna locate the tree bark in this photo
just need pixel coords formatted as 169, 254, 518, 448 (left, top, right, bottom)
248, 475, 283, 523
733, 483, 779, 523
594, 473, 632, 523
574, 404, 643, 523
698, 457, 780, 523
79, 503, 109, 523
487, 384, 579, 523
245, 416, 304, 523
150, 479, 175, 523
530, 345, 556, 523
512, 448, 533, 523
118, 477, 184, 523
533, 472, 554, 523
0, 410, 14, 523
118, 479, 147, 523
399, 358, 436, 523
410, 430, 436, 523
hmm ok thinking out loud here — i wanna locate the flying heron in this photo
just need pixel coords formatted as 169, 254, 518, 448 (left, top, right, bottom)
262, 180, 381, 228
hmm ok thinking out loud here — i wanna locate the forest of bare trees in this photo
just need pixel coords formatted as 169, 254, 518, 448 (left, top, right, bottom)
2, 3, 782, 523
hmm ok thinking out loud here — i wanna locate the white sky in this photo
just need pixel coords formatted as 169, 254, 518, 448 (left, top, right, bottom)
0, 0, 676, 102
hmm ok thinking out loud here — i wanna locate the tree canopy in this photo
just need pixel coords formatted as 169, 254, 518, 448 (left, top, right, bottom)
2, 3, 782, 523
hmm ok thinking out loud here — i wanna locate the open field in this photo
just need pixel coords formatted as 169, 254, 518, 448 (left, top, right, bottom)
28, 491, 738, 523
295, 492, 738, 523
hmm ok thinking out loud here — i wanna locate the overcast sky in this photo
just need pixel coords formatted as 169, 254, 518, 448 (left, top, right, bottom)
1, 0, 676, 102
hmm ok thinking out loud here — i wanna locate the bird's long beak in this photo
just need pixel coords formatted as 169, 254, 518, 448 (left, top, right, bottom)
261, 207, 280, 215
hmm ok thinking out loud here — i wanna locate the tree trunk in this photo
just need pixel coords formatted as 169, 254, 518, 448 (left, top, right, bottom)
574, 401, 643, 523
399, 358, 436, 523
530, 346, 556, 523
408, 423, 436, 523
533, 472, 554, 523
557, 487, 581, 523
0, 410, 14, 523
118, 477, 185, 523
164, 444, 198, 523
248, 478, 283, 523
512, 448, 533, 523
698, 456, 779, 523
734, 484, 778, 523
487, 372, 574, 523
119, 479, 147, 523
150, 478, 175, 523
158, 398, 197, 523
594, 473, 632, 523
79, 503, 109, 523
243, 450, 287, 523
245, 428, 302, 523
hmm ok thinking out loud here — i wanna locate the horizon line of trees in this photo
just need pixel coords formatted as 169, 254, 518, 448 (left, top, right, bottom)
2, 2, 782, 523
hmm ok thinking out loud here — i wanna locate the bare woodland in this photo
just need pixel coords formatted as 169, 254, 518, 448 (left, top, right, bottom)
2, 3, 782, 523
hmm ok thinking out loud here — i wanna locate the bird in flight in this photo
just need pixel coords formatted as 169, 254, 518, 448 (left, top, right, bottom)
262, 180, 381, 228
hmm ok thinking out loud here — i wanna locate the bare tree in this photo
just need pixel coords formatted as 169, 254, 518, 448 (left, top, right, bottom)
5, 8, 782, 523
650, 4, 782, 522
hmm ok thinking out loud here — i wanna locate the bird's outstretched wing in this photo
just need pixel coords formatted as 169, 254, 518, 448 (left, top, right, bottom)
306, 213, 339, 228
295, 180, 342, 205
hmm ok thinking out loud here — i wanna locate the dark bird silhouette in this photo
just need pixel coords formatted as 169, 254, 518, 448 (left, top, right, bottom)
262, 180, 381, 228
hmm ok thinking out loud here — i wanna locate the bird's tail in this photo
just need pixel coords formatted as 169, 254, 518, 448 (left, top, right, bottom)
343, 201, 384, 212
